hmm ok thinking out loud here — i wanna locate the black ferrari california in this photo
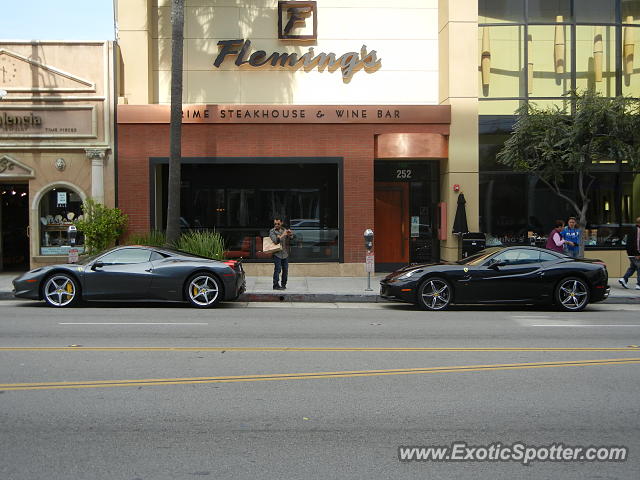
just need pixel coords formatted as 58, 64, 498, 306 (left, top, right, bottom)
13, 246, 246, 308
380, 246, 610, 311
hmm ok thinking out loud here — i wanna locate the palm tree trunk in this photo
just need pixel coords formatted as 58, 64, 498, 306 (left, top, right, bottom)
165, 0, 185, 244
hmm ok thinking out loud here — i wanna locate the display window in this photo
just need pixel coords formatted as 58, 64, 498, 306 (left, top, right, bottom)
38, 188, 84, 256
155, 161, 341, 262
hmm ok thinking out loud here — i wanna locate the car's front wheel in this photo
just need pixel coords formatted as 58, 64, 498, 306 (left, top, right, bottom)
185, 273, 223, 308
555, 277, 590, 312
43, 273, 80, 307
417, 277, 452, 311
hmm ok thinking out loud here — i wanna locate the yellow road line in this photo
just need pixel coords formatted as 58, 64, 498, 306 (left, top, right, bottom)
0, 347, 637, 352
1, 357, 639, 391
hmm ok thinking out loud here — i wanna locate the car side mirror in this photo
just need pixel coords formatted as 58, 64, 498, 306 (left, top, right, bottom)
92, 261, 105, 270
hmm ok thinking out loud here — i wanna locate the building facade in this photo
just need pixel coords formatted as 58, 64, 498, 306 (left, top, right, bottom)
115, 0, 639, 276
477, 0, 640, 276
0, 42, 115, 271
116, 0, 466, 276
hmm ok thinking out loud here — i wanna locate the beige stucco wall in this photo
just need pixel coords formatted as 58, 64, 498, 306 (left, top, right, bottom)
118, 0, 439, 105
439, 0, 479, 261
0, 42, 115, 269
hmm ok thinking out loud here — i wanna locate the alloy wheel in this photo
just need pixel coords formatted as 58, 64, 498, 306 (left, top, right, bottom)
419, 278, 451, 311
557, 278, 589, 311
187, 275, 221, 307
44, 275, 77, 307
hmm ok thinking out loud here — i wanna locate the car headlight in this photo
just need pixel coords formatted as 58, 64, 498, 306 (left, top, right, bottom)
397, 269, 421, 280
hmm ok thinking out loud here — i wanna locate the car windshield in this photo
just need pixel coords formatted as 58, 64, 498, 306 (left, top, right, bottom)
455, 247, 503, 265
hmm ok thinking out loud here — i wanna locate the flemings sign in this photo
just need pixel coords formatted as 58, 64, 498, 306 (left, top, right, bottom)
213, 1, 381, 81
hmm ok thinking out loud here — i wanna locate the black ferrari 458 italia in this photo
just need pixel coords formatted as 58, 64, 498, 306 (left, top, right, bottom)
380, 246, 610, 311
13, 246, 246, 308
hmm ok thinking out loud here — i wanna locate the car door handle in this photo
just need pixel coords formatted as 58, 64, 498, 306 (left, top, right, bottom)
145, 268, 153, 272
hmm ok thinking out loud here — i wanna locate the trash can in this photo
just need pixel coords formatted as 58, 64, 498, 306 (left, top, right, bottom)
461, 232, 486, 258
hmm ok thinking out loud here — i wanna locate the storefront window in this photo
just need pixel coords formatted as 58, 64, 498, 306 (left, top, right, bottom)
159, 162, 340, 261
480, 166, 639, 249
39, 188, 84, 256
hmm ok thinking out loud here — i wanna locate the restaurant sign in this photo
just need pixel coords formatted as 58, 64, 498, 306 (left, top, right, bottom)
118, 105, 451, 125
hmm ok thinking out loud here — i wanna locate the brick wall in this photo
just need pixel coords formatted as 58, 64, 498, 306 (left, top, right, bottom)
117, 123, 447, 263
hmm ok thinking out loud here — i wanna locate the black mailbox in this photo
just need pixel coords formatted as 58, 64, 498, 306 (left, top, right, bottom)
461, 232, 486, 258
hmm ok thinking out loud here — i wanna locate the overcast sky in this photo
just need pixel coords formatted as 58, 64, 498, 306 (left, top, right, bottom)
2, 0, 115, 41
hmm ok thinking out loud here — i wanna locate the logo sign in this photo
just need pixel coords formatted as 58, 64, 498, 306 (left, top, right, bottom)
365, 252, 375, 273
278, 1, 317, 40
213, 1, 380, 81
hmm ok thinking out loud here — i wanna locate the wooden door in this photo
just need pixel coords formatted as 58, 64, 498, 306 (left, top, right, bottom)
374, 182, 409, 264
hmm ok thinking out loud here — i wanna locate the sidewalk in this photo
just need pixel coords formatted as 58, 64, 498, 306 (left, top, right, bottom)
1, 271, 639, 304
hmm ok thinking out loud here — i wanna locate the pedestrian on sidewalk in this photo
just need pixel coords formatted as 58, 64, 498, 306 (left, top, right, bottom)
269, 217, 294, 290
545, 219, 566, 253
561, 217, 581, 258
619, 216, 640, 290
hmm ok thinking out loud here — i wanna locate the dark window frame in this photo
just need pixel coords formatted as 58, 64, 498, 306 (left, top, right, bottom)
148, 157, 344, 263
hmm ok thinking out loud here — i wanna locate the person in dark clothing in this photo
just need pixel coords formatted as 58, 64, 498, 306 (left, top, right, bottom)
269, 217, 294, 290
619, 216, 640, 290
545, 220, 566, 253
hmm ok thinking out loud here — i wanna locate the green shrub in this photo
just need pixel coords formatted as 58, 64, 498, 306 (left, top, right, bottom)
173, 230, 226, 260
74, 198, 128, 253
126, 230, 167, 247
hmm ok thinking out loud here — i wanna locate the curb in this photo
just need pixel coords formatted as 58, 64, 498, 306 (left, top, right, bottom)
238, 292, 383, 303
0, 291, 637, 304
0, 292, 15, 301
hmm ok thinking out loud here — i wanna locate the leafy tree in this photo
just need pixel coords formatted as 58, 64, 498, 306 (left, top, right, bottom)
165, 0, 185, 243
74, 198, 128, 253
497, 90, 640, 254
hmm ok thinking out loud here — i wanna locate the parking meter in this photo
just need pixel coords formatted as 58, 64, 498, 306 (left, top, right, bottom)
364, 229, 374, 251
68, 225, 78, 246
364, 229, 374, 291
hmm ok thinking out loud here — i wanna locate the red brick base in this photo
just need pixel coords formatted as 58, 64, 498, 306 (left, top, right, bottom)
117, 123, 447, 263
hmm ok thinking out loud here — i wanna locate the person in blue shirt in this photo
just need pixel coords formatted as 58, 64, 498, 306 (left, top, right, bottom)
561, 217, 581, 258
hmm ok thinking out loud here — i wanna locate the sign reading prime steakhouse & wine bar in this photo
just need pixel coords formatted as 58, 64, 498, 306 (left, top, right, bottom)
118, 105, 451, 125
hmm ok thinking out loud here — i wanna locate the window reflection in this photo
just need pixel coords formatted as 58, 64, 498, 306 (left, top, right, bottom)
160, 163, 340, 261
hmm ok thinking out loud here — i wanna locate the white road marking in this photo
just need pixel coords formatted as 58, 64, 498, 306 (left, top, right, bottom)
531, 324, 640, 327
58, 322, 209, 325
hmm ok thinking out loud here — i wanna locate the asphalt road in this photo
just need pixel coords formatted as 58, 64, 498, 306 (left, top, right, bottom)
1, 300, 639, 480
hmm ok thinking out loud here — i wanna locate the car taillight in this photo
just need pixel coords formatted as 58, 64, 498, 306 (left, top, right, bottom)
223, 260, 239, 271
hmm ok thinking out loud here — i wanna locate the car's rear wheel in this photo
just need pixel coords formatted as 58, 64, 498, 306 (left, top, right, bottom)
185, 273, 222, 308
43, 274, 80, 307
417, 277, 452, 311
555, 277, 590, 312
